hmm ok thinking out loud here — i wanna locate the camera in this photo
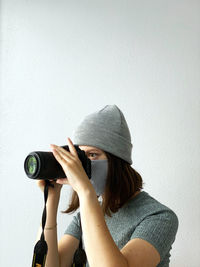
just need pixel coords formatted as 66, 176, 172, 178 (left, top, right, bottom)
24, 145, 91, 180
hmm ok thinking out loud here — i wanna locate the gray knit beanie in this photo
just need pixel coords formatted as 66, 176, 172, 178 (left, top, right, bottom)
73, 105, 133, 164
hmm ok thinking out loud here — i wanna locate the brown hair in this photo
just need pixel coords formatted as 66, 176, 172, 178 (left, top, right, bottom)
63, 152, 143, 216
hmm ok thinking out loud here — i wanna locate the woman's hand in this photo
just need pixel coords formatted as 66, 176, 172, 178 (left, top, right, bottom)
37, 179, 63, 199
50, 138, 94, 195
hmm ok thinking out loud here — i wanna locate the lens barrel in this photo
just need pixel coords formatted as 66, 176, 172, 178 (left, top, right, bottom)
24, 145, 91, 180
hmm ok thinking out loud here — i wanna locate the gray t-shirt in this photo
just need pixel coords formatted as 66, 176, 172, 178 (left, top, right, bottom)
64, 191, 179, 266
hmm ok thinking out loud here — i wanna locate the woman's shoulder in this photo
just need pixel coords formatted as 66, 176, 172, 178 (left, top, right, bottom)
126, 190, 178, 222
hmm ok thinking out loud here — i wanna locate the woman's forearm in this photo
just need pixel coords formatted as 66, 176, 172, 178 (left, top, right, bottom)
78, 189, 128, 267
35, 196, 60, 267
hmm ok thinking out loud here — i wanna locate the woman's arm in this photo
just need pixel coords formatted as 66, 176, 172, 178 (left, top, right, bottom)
34, 188, 60, 267
58, 234, 79, 267
35, 181, 79, 267
78, 189, 128, 267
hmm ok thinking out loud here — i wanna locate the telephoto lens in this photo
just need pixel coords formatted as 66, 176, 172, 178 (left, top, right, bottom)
24, 145, 91, 180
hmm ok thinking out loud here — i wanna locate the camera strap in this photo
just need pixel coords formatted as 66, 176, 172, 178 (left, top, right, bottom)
72, 222, 87, 267
32, 180, 54, 267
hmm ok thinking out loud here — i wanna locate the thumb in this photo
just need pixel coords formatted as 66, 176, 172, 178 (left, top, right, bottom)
56, 178, 69, 185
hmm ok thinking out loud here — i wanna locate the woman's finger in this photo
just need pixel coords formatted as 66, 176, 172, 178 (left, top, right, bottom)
51, 147, 66, 164
67, 137, 78, 158
56, 178, 69, 185
51, 144, 73, 160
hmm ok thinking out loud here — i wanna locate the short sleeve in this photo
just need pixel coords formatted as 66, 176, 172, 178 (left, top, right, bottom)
64, 212, 82, 241
131, 209, 179, 261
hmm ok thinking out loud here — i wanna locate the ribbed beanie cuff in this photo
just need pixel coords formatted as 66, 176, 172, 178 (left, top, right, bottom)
73, 105, 133, 164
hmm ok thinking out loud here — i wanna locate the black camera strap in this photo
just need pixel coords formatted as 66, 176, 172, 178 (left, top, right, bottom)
32, 180, 54, 267
72, 222, 87, 267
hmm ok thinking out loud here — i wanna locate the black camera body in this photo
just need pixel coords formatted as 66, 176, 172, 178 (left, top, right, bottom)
24, 145, 91, 180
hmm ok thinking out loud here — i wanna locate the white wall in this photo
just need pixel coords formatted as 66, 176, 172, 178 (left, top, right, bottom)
1, 1, 199, 266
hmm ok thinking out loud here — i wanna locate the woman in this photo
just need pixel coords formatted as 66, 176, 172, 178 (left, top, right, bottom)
37, 105, 178, 267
